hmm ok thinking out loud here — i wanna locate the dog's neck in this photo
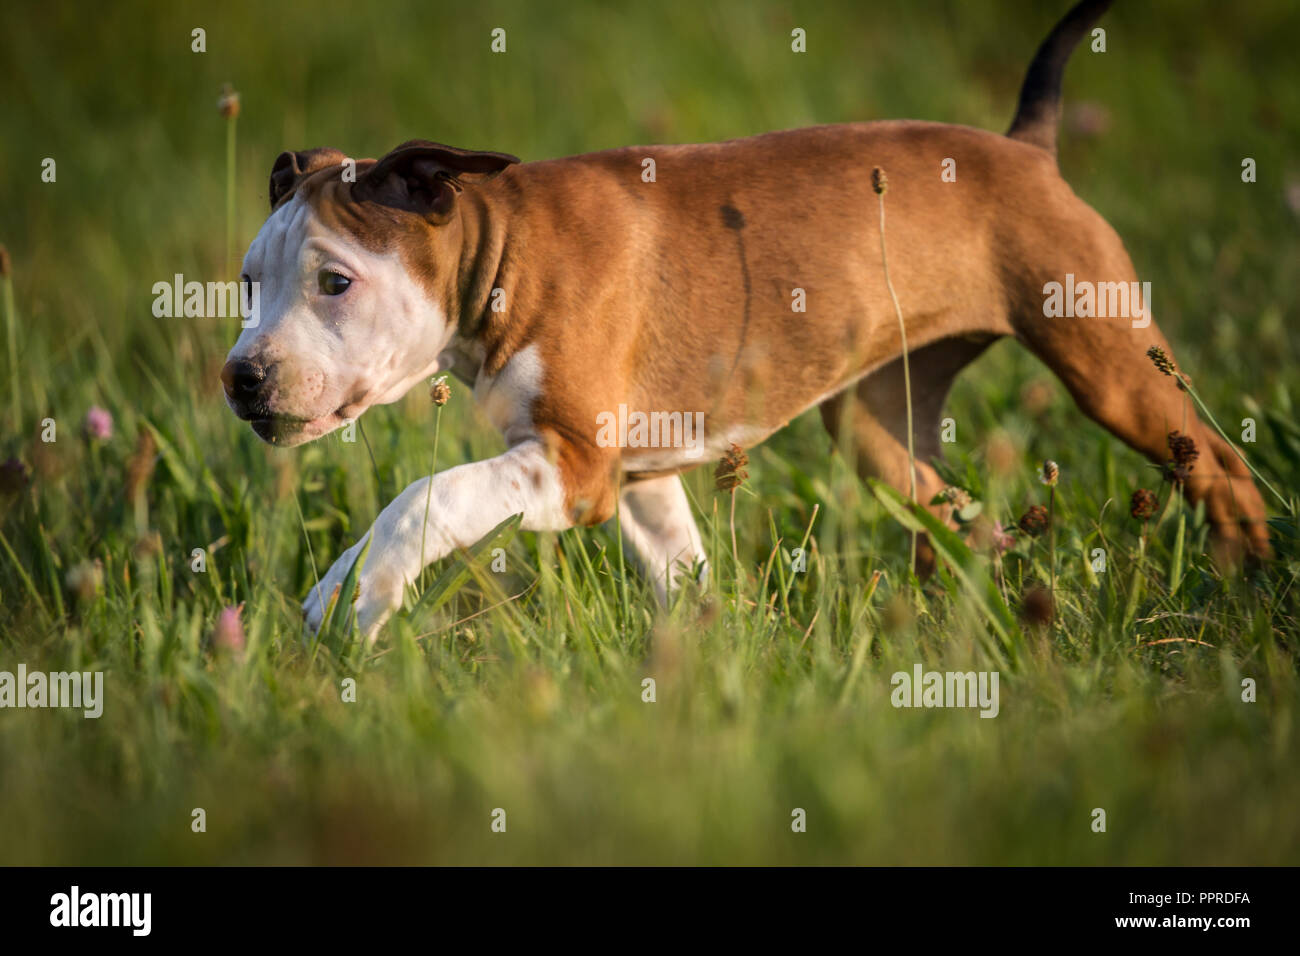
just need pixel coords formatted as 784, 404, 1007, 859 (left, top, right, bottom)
441, 184, 517, 380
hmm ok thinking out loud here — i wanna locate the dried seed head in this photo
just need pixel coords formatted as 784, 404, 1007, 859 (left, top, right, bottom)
1167, 430, 1199, 469
0, 457, 29, 497
217, 83, 241, 119
65, 559, 104, 604
125, 427, 158, 503
1129, 488, 1158, 520
428, 377, 451, 406
1021, 585, 1055, 627
937, 485, 972, 509
871, 167, 888, 195
1039, 459, 1060, 487
1161, 430, 1200, 486
1017, 504, 1050, 537
715, 443, 749, 491
1146, 345, 1176, 377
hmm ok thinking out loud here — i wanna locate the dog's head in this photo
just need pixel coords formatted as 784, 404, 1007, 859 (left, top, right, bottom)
222, 140, 518, 445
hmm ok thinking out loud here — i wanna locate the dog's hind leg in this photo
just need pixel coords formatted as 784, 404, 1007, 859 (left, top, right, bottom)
820, 334, 1000, 575
1010, 257, 1272, 565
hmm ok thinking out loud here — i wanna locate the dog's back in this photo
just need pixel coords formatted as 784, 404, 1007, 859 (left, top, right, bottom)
483, 2, 1118, 463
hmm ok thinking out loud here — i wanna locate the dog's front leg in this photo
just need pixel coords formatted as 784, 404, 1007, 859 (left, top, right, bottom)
302, 439, 572, 637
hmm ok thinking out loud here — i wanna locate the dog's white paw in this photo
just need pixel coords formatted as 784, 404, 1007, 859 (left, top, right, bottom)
302, 533, 404, 639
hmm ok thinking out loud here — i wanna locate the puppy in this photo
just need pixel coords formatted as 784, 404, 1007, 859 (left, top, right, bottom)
223, 0, 1269, 636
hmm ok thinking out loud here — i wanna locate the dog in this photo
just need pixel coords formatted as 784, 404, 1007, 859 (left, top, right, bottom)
222, 0, 1270, 637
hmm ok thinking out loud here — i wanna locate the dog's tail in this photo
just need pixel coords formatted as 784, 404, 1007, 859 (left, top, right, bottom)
1006, 0, 1113, 159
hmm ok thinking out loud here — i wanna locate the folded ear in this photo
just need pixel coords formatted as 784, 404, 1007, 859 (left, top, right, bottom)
269, 148, 348, 210
354, 140, 520, 223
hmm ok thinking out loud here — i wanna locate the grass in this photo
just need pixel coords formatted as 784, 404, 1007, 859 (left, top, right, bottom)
1, 0, 1298, 864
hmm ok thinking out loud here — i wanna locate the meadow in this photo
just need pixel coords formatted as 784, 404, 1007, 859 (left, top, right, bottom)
1, 0, 1298, 864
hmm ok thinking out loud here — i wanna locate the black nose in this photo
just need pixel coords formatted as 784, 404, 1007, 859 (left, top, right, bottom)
221, 359, 267, 403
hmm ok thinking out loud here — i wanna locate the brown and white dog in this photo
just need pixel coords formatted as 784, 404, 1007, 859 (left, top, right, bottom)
223, 0, 1270, 636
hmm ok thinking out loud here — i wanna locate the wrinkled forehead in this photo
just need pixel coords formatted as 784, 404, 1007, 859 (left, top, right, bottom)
247, 166, 419, 270
299, 167, 422, 252
243, 192, 316, 272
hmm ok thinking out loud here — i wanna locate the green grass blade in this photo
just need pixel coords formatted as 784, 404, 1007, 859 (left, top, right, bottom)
869, 479, 1021, 666
409, 512, 524, 619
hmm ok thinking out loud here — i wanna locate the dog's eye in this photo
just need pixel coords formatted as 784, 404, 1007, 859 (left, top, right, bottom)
318, 271, 351, 295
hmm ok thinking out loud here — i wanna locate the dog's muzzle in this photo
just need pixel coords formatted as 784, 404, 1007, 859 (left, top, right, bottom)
221, 358, 281, 439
